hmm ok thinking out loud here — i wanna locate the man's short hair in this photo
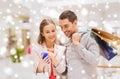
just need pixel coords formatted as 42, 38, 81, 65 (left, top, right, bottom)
59, 10, 77, 23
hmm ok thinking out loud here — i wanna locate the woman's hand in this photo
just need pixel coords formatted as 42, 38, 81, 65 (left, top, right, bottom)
37, 54, 50, 73
48, 52, 59, 67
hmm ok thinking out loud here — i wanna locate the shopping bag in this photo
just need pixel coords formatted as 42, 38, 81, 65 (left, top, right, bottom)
91, 28, 120, 60
34, 72, 49, 79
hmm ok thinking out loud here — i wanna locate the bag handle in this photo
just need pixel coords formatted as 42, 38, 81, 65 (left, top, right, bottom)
91, 28, 120, 49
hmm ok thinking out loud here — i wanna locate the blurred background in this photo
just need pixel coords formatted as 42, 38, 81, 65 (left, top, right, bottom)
0, 0, 120, 79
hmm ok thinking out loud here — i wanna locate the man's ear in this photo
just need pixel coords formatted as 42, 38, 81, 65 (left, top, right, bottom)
73, 20, 77, 26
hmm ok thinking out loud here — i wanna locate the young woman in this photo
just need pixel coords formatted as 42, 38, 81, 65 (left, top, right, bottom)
32, 18, 66, 79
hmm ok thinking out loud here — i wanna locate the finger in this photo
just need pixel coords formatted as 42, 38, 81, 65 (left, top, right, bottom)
39, 53, 42, 59
43, 55, 49, 60
48, 52, 54, 57
43, 56, 50, 63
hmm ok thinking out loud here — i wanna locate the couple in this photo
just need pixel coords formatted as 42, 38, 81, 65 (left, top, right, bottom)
32, 10, 100, 79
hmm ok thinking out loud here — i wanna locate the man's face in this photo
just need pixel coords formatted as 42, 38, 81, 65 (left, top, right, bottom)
59, 19, 76, 37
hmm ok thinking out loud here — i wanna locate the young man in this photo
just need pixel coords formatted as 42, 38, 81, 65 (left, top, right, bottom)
59, 10, 100, 79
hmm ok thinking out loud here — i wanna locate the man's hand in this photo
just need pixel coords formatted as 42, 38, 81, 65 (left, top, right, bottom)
72, 32, 82, 45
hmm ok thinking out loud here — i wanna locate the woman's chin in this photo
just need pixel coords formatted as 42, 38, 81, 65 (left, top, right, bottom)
49, 39, 55, 43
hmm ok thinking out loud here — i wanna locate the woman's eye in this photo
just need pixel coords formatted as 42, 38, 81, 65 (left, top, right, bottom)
52, 30, 55, 32
46, 31, 49, 33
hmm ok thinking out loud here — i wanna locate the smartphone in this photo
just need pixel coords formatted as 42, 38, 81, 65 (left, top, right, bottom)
42, 52, 50, 64
42, 52, 48, 59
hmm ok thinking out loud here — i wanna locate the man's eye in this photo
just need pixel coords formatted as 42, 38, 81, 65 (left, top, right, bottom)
52, 30, 55, 32
65, 25, 68, 28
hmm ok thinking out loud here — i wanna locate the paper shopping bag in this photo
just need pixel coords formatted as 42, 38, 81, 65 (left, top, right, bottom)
91, 28, 120, 60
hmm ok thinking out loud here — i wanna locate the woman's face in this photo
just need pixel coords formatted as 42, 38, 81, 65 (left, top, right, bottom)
42, 23, 56, 43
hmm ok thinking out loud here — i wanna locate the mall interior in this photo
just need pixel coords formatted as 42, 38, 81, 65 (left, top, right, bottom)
0, 0, 120, 79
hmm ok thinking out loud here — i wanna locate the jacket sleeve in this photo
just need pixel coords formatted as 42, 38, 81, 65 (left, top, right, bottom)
74, 33, 100, 66
31, 44, 42, 73
55, 46, 66, 73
